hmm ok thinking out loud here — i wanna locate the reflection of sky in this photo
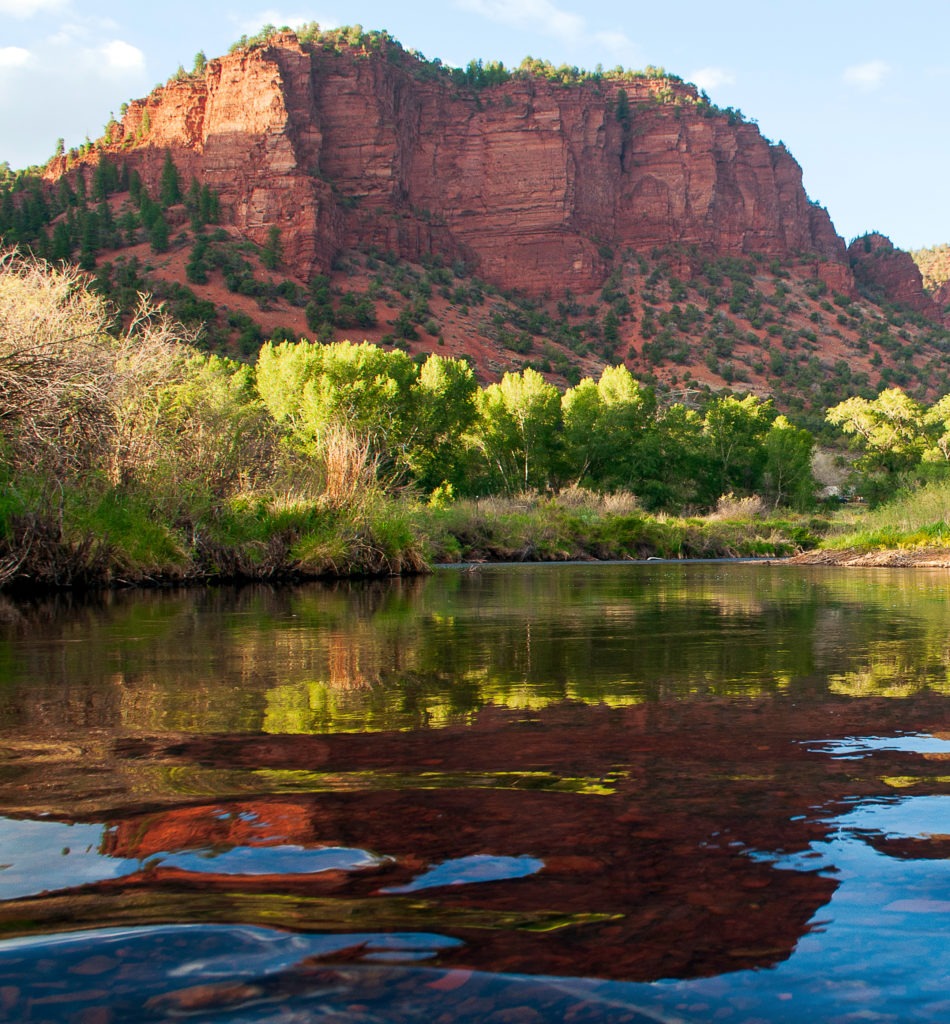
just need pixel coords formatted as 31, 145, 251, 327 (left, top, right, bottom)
832, 794, 950, 840
0, 819, 138, 899
0, 924, 463, 983
606, 794, 950, 1023
8, 796, 950, 1020
153, 845, 389, 876
807, 733, 950, 759
0, 817, 388, 899
380, 854, 544, 893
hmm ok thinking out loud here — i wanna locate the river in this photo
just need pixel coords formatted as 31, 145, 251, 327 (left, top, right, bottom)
1, 563, 950, 1022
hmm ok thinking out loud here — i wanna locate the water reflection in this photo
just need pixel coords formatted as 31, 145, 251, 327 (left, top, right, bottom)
3, 565, 950, 1019
2, 565, 950, 739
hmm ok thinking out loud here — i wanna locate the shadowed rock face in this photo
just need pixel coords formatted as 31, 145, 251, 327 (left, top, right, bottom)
850, 232, 947, 320
54, 34, 850, 297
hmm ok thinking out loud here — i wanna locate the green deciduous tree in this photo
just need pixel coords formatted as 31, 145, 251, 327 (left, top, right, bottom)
406, 354, 478, 492
467, 368, 563, 493
562, 364, 656, 491
701, 394, 774, 502
255, 339, 418, 473
826, 388, 928, 475
923, 394, 950, 463
763, 415, 816, 509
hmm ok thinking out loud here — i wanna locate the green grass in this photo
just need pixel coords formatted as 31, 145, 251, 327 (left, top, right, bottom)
423, 491, 826, 563
0, 479, 830, 591
823, 479, 950, 552
66, 488, 190, 573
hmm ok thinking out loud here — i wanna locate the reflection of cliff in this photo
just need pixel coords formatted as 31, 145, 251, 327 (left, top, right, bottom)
17, 699, 848, 983
88, 788, 834, 983
10, 685, 950, 981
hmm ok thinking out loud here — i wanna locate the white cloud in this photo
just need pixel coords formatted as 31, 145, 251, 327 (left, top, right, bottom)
0, 0, 67, 18
46, 17, 122, 48
0, 46, 31, 69
456, 0, 585, 44
592, 29, 635, 57
689, 66, 736, 94
97, 39, 146, 75
455, 0, 637, 62
843, 59, 891, 91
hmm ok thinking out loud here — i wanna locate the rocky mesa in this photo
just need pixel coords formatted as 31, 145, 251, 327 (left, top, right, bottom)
52, 32, 853, 299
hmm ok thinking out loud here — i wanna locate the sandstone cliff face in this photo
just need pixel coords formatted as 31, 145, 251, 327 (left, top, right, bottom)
849, 233, 946, 320
934, 280, 950, 311
62, 34, 852, 297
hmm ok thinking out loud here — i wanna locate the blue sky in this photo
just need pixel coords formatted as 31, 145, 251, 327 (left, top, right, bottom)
1, 0, 947, 252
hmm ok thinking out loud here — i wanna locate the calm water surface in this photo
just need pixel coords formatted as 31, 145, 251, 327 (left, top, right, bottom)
2, 563, 950, 1021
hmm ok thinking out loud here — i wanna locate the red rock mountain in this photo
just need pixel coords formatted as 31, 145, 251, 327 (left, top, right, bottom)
849, 233, 945, 319
52, 33, 852, 299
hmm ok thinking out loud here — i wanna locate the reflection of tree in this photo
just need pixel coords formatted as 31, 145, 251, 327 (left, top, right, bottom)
830, 656, 948, 698
3, 566, 950, 736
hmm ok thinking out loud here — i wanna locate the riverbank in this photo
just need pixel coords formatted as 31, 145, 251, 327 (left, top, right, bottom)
0, 489, 828, 592
788, 480, 950, 568
790, 547, 950, 567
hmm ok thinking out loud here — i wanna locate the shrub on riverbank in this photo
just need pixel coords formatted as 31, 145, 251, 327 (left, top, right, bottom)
821, 480, 950, 553
422, 489, 825, 563
0, 483, 429, 588
0, 478, 826, 590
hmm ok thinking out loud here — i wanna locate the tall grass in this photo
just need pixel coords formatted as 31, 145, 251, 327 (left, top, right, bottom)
823, 479, 950, 551
423, 488, 823, 563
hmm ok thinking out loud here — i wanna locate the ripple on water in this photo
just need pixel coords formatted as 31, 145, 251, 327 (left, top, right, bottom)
379, 854, 545, 893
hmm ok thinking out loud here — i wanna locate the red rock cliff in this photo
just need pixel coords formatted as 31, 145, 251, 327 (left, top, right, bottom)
63, 34, 852, 297
849, 233, 947, 320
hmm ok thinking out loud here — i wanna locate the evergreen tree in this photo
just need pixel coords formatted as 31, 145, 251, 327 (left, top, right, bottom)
0, 190, 15, 235
260, 226, 282, 270
128, 169, 143, 204
57, 177, 76, 209
198, 184, 220, 224
78, 210, 100, 270
119, 209, 139, 246
97, 200, 117, 249
148, 212, 170, 252
186, 236, 210, 283
615, 88, 630, 122
92, 158, 118, 201
50, 220, 72, 260
159, 151, 182, 207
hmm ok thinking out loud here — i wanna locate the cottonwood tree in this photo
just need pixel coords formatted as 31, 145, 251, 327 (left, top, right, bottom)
407, 354, 477, 492
468, 368, 562, 493
255, 340, 476, 491
701, 394, 774, 502
763, 415, 816, 509
826, 388, 929, 474
562, 364, 657, 491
